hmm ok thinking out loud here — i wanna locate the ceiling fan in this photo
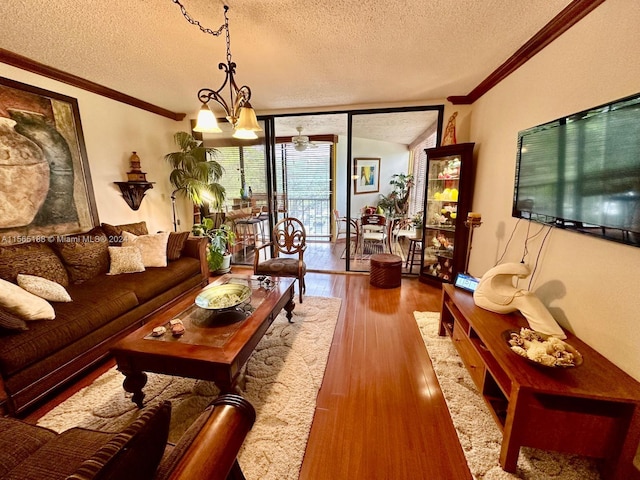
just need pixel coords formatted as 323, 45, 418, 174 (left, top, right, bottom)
291, 127, 317, 151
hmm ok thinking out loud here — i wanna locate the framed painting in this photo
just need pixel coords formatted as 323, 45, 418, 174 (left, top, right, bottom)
0, 77, 98, 243
354, 158, 380, 194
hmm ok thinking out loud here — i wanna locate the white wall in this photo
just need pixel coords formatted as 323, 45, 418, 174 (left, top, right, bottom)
334, 135, 411, 218
0, 63, 192, 234
467, 0, 640, 380
349, 136, 410, 214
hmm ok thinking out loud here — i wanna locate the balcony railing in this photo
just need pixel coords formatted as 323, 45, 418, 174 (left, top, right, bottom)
286, 196, 331, 240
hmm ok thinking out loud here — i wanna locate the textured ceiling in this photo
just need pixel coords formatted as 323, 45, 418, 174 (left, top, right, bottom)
0, 0, 573, 142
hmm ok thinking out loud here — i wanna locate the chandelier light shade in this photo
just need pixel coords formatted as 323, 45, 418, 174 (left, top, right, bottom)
193, 104, 221, 133
174, 1, 262, 139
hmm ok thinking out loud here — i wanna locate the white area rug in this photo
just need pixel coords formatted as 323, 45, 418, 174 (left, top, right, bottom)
37, 296, 342, 480
414, 311, 601, 480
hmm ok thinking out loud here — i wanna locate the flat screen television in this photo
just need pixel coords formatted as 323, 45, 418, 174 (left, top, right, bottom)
513, 92, 640, 247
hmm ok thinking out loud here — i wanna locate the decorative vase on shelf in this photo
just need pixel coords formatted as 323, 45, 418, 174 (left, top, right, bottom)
0, 117, 50, 229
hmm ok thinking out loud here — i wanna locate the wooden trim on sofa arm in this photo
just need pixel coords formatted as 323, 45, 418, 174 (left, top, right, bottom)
168, 394, 256, 480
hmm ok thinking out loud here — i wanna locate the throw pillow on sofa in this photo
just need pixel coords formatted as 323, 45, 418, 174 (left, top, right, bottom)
0, 307, 29, 332
0, 241, 69, 287
0, 278, 55, 320
122, 231, 169, 268
101, 221, 149, 246
166, 231, 190, 260
17, 274, 72, 302
51, 227, 110, 284
107, 246, 146, 275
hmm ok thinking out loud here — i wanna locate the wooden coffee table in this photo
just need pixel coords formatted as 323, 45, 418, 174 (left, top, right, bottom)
111, 275, 295, 407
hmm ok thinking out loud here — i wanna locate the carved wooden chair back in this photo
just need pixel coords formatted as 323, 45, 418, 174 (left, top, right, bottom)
272, 217, 306, 256
254, 216, 307, 302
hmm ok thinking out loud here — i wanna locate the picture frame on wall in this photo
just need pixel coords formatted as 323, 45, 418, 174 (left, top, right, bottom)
354, 157, 380, 194
0, 76, 98, 242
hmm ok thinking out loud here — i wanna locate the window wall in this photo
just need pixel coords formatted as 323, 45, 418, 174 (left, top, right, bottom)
274, 142, 333, 241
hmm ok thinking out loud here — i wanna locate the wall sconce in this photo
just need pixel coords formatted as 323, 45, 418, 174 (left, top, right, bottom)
114, 152, 155, 210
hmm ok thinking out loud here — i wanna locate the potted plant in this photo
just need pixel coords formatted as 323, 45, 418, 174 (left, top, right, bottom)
165, 131, 226, 225
192, 218, 236, 274
192, 218, 235, 273
206, 224, 236, 274
411, 211, 424, 239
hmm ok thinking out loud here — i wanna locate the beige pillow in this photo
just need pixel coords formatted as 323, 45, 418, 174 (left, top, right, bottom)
108, 246, 146, 275
0, 278, 55, 320
122, 231, 169, 267
17, 274, 72, 302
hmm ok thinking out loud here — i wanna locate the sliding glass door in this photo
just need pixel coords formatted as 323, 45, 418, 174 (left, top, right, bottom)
272, 114, 347, 272
199, 120, 270, 266
196, 107, 443, 273
348, 108, 443, 273
273, 142, 333, 241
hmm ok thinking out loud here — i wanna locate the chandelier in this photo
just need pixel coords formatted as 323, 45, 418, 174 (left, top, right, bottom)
173, 1, 262, 140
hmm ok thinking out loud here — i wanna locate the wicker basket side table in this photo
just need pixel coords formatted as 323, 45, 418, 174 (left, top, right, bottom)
370, 253, 402, 288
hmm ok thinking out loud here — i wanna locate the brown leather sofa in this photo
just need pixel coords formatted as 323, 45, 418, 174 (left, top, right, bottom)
0, 394, 255, 480
0, 222, 208, 415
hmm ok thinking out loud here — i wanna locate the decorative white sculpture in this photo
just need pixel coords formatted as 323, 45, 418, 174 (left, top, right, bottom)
473, 262, 566, 339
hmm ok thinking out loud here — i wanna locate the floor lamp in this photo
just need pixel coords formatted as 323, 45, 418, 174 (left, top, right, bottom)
171, 189, 179, 232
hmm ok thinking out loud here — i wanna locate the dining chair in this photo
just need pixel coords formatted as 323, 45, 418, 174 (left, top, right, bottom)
333, 209, 359, 246
253, 217, 307, 303
391, 217, 414, 244
360, 214, 388, 257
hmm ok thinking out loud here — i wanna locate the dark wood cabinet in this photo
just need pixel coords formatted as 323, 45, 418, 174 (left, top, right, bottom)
440, 284, 640, 479
419, 142, 475, 284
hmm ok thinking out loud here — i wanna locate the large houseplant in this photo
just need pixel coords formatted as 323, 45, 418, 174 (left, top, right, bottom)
165, 131, 226, 222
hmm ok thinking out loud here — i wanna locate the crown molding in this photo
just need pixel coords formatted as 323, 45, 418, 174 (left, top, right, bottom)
447, 0, 606, 105
0, 48, 186, 121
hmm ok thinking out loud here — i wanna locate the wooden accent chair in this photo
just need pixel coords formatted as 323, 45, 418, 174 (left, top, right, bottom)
253, 217, 307, 303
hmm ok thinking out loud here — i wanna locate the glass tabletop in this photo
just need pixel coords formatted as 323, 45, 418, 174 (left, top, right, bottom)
144, 275, 281, 347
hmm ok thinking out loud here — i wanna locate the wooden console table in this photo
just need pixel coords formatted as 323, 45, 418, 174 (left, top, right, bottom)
439, 284, 640, 479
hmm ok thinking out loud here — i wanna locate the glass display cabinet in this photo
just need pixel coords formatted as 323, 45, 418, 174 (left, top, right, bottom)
419, 142, 475, 284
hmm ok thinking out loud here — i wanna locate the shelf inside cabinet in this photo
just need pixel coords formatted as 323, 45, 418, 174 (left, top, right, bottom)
441, 320, 454, 336
484, 395, 508, 429
444, 300, 469, 334
425, 225, 455, 231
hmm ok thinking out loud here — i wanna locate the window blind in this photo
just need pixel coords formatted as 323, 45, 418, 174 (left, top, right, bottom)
214, 145, 267, 207
410, 131, 437, 217
274, 143, 333, 238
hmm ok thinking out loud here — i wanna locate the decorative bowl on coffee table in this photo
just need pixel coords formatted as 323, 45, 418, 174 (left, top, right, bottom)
195, 283, 252, 310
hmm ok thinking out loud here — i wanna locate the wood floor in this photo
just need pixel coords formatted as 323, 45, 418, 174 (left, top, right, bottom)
234, 237, 422, 275
299, 271, 471, 479
25, 269, 471, 479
